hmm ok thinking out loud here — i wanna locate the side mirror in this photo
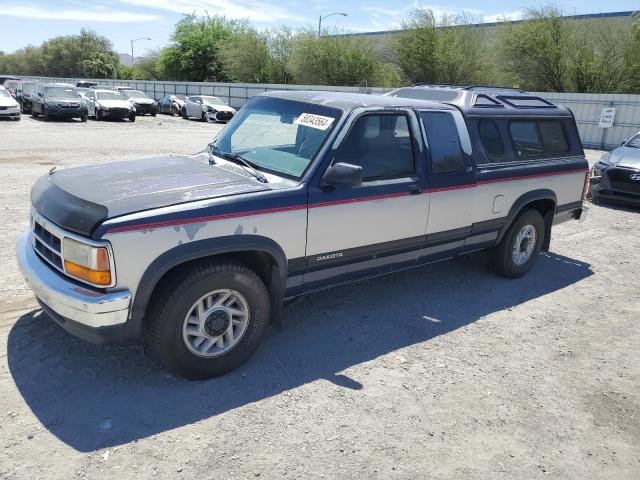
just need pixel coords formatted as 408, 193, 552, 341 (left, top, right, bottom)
321, 162, 363, 187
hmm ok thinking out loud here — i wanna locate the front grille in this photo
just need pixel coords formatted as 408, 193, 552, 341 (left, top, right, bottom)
0, 106, 7, 110
107, 108, 129, 116
32, 218, 64, 272
608, 168, 640, 195
216, 111, 233, 121
135, 103, 152, 113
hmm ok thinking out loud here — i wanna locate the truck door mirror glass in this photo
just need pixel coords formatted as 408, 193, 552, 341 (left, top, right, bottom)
321, 162, 363, 187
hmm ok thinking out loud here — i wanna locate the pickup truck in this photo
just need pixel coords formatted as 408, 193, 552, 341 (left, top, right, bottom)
18, 88, 589, 379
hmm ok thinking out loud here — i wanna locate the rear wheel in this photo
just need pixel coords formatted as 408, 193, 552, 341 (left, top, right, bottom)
146, 260, 270, 379
489, 209, 545, 278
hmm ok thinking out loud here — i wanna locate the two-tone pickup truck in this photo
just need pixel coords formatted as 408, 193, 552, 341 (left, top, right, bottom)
18, 87, 589, 378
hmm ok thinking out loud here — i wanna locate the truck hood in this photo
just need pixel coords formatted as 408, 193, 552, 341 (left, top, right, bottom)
610, 146, 640, 168
31, 155, 270, 237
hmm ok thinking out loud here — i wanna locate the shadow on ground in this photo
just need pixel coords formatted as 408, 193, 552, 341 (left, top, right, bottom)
8, 252, 592, 452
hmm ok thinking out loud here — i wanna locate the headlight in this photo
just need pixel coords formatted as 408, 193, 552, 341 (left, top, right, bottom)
63, 237, 112, 286
590, 165, 602, 179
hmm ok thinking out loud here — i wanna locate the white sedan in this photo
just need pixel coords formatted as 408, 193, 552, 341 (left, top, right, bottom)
182, 95, 236, 123
0, 86, 21, 121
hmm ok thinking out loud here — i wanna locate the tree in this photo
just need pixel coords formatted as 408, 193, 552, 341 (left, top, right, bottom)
220, 27, 271, 83
41, 29, 119, 78
392, 9, 485, 85
159, 14, 240, 81
289, 31, 384, 86
133, 49, 163, 80
499, 7, 634, 93
265, 27, 294, 84
628, 12, 640, 93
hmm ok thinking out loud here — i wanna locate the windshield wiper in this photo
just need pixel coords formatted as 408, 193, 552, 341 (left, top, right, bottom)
208, 144, 268, 183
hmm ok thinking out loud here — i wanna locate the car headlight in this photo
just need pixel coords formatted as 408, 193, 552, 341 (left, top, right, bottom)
590, 165, 602, 179
63, 237, 112, 286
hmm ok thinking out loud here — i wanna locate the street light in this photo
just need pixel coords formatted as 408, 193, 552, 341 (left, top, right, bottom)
318, 12, 348, 36
130, 37, 151, 66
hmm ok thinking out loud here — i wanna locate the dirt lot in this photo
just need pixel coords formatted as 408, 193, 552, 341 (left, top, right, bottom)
0, 114, 638, 480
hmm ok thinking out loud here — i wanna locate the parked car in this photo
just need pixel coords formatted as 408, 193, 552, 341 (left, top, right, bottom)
30, 83, 88, 121
85, 89, 136, 122
120, 89, 158, 116
76, 87, 91, 99
0, 86, 21, 120
76, 80, 98, 88
18, 89, 589, 378
16, 80, 37, 113
0, 75, 20, 86
589, 131, 640, 206
159, 94, 186, 116
182, 95, 236, 122
3, 78, 21, 98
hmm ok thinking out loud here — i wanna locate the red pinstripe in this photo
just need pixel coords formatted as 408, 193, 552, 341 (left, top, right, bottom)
106, 168, 587, 234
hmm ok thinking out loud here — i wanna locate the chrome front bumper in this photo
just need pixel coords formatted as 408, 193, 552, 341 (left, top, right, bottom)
17, 230, 131, 328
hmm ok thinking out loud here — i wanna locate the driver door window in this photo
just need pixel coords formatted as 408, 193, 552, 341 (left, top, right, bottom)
333, 114, 415, 181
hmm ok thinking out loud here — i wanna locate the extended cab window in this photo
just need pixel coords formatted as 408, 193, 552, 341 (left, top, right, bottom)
509, 120, 569, 159
333, 114, 414, 180
478, 120, 505, 161
421, 111, 465, 173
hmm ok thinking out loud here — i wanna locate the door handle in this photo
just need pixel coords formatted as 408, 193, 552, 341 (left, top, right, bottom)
408, 184, 421, 195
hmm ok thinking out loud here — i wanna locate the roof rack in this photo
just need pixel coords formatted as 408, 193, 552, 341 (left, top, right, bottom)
411, 83, 525, 93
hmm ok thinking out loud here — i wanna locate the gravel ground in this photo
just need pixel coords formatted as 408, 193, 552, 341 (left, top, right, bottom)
0, 115, 638, 480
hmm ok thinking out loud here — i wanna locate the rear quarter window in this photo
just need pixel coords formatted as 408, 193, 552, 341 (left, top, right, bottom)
508, 120, 570, 159
421, 111, 465, 173
478, 120, 505, 161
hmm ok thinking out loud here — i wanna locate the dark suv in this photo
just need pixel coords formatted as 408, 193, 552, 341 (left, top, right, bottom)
31, 83, 88, 121
17, 80, 37, 114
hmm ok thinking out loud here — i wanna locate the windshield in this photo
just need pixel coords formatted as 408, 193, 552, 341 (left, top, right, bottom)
212, 96, 341, 179
4, 80, 19, 90
97, 92, 124, 101
45, 87, 80, 98
22, 82, 36, 93
123, 90, 149, 99
625, 133, 640, 148
202, 96, 225, 106
0, 89, 11, 98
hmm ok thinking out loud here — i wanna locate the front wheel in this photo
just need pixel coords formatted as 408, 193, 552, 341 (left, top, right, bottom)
96, 109, 103, 121
182, 108, 188, 119
489, 209, 545, 278
129, 113, 136, 122
146, 261, 270, 379
80, 114, 87, 122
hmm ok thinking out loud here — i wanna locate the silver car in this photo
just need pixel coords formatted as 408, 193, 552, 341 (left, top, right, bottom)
182, 95, 236, 123
590, 132, 640, 206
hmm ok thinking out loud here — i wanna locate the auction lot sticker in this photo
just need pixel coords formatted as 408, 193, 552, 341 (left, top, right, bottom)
295, 113, 335, 130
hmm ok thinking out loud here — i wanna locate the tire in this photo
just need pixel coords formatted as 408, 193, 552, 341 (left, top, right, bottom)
96, 109, 103, 121
201, 112, 207, 122
171, 105, 178, 116
182, 108, 188, 119
129, 113, 136, 122
31, 109, 38, 118
146, 260, 270, 379
489, 209, 545, 278
43, 108, 49, 121
80, 114, 87, 122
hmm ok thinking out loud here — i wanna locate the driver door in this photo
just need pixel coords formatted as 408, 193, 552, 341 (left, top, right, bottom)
304, 109, 430, 290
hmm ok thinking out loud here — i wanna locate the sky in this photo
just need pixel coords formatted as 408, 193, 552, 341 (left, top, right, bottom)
0, 0, 637, 55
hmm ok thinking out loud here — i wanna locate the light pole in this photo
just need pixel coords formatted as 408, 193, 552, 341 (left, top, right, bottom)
318, 12, 347, 36
130, 37, 151, 66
